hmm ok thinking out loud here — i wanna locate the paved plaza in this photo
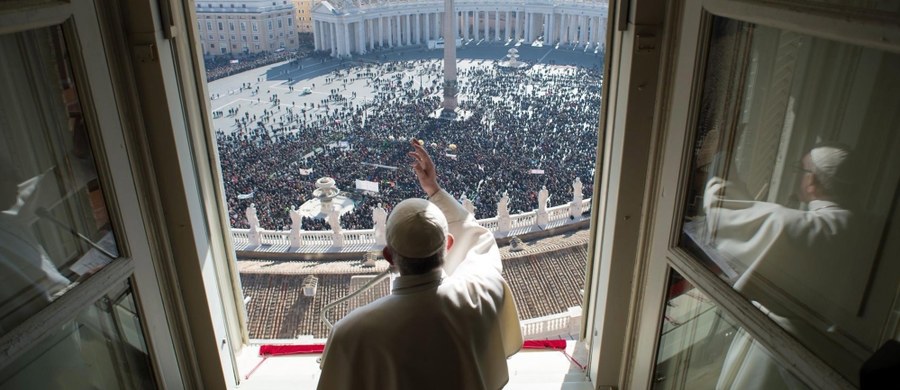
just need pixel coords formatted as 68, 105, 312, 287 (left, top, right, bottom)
211, 42, 603, 231
207, 42, 603, 136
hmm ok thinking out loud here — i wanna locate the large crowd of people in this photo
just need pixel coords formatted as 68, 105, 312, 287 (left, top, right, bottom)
216, 57, 601, 231
204, 47, 327, 82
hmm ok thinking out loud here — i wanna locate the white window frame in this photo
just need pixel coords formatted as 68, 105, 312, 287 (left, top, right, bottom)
611, 0, 900, 389
0, 1, 186, 387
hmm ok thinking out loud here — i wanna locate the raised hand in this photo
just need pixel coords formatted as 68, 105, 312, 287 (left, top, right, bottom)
407, 138, 440, 197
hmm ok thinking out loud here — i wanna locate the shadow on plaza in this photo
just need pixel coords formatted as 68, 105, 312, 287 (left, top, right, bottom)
263, 42, 604, 83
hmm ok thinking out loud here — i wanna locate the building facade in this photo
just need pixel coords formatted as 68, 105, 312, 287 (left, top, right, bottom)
292, 0, 315, 33
196, 0, 300, 56
311, 0, 608, 57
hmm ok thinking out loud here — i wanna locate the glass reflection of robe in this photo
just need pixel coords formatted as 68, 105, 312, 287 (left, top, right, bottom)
0, 172, 70, 333
704, 177, 867, 389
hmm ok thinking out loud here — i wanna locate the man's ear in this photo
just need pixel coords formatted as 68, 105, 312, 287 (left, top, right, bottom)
382, 246, 394, 265
446, 234, 454, 252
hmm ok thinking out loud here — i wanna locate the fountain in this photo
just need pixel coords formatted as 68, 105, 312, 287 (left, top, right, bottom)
498, 48, 529, 70
297, 177, 355, 219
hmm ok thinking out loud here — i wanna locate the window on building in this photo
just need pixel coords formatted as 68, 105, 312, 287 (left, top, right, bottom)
253, 35, 258, 41
206, 21, 212, 30
241, 22, 246, 32
217, 21, 223, 31
252, 23, 258, 32
229, 22, 234, 31
268, 21, 273, 31
277, 20, 282, 29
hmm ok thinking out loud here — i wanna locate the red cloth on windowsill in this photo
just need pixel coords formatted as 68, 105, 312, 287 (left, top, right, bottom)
258, 339, 567, 356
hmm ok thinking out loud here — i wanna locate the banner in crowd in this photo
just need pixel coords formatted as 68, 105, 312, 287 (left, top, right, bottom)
237, 192, 254, 199
355, 180, 379, 193
298, 168, 313, 176
529, 169, 545, 174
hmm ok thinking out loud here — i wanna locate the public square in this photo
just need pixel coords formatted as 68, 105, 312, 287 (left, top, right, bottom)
209, 42, 604, 231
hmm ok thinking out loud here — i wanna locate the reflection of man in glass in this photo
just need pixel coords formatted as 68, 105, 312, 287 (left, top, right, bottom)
704, 143, 862, 388
0, 168, 70, 333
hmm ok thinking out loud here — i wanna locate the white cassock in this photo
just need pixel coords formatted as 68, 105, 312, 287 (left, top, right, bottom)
703, 178, 868, 389
317, 189, 523, 390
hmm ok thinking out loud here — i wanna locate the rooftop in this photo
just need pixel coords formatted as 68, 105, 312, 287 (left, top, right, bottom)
239, 229, 589, 339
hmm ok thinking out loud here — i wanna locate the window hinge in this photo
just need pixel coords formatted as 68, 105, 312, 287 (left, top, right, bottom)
133, 43, 158, 63
635, 32, 658, 53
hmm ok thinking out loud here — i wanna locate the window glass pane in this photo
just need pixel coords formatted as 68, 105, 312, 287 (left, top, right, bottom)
0, 280, 155, 389
681, 16, 900, 384
653, 270, 809, 389
0, 26, 120, 336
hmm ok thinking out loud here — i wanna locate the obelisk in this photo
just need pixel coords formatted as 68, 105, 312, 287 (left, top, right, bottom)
441, 0, 458, 113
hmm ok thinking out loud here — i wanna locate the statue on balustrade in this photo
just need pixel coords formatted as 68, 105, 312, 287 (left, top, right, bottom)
537, 186, 549, 213
461, 194, 475, 215
498, 191, 510, 219
573, 177, 583, 201
498, 191, 511, 232
373, 203, 387, 246
570, 177, 584, 219
246, 203, 260, 230
289, 205, 302, 248
327, 203, 342, 234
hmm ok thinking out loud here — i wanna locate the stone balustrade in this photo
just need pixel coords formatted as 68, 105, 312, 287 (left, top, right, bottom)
234, 181, 592, 254
519, 306, 582, 340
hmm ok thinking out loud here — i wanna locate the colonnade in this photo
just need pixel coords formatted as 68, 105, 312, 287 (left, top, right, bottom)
313, 6, 607, 57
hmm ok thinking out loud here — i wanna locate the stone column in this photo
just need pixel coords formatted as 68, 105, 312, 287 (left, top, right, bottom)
505, 11, 510, 40
330, 22, 337, 56
344, 22, 351, 55
405, 14, 411, 45
496, 11, 500, 40
514, 11, 520, 40
357, 21, 365, 54
425, 12, 431, 41
434, 12, 439, 39
395, 15, 401, 46
526, 12, 532, 42
578, 16, 591, 44
414, 13, 420, 44
473, 10, 479, 41
313, 21, 320, 50
368, 19, 374, 50
547, 12, 554, 44
462, 11, 469, 40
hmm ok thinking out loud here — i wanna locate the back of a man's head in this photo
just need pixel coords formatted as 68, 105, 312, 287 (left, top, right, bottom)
385, 198, 448, 275
808, 142, 853, 202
